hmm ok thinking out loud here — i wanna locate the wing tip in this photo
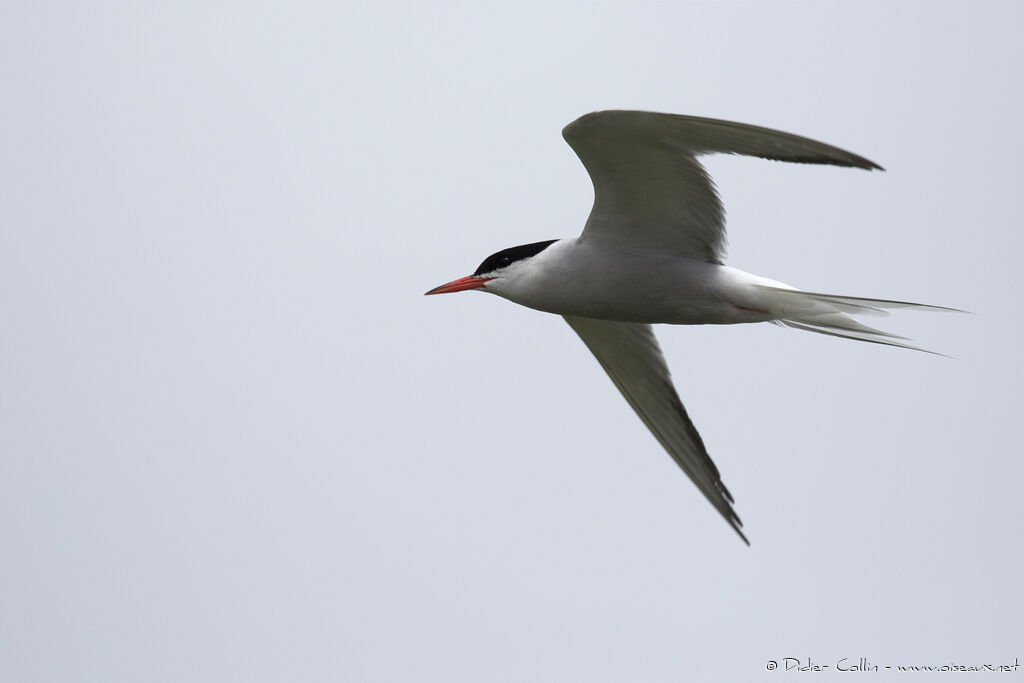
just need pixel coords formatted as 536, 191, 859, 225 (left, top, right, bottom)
854, 157, 885, 172
731, 516, 751, 546
768, 152, 884, 172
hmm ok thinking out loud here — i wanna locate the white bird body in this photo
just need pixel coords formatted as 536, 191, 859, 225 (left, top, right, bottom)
487, 238, 786, 325
427, 110, 955, 544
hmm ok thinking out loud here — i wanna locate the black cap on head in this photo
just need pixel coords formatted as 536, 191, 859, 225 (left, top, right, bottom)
473, 240, 558, 277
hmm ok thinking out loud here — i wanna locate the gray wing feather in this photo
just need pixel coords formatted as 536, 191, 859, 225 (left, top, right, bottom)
563, 110, 882, 263
564, 314, 747, 544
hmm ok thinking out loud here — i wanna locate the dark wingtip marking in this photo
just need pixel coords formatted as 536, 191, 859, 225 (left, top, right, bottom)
764, 153, 884, 172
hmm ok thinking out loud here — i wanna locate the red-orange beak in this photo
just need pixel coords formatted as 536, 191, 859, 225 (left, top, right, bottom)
424, 275, 492, 295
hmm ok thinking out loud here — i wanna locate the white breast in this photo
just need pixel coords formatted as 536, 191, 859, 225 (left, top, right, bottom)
484, 238, 783, 325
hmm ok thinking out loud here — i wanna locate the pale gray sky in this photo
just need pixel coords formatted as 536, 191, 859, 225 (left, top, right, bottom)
1, 2, 1020, 682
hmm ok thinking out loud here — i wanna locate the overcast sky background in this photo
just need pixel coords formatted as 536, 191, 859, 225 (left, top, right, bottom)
2, 2, 1021, 682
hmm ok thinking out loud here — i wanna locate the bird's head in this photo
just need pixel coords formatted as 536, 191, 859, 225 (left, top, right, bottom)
424, 239, 558, 296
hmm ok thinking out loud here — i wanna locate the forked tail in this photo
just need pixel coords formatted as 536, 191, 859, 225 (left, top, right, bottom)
759, 287, 962, 355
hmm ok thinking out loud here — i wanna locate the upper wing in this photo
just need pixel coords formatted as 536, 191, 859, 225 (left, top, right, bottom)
563, 110, 883, 263
564, 315, 747, 544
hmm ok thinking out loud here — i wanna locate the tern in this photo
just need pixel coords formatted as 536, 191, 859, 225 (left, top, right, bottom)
426, 110, 953, 544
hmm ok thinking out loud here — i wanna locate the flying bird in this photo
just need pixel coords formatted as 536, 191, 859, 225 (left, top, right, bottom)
426, 111, 953, 544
